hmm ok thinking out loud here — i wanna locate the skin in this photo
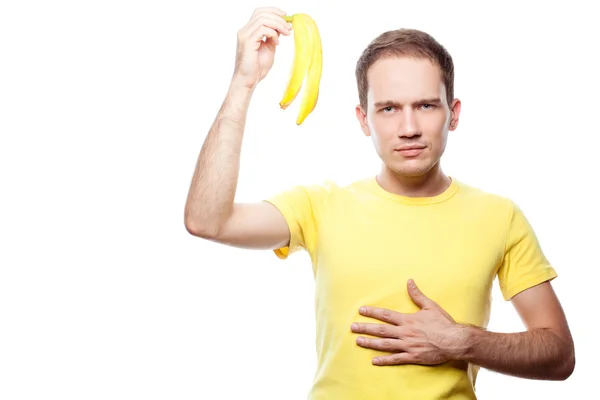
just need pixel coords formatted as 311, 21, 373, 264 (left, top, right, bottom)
351, 56, 575, 380
185, 6, 575, 382
184, 6, 293, 249
351, 279, 575, 380
355, 56, 461, 198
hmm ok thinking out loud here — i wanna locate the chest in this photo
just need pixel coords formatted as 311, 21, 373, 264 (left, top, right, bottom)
313, 199, 505, 323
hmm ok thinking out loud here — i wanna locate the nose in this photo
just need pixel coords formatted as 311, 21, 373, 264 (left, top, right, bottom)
398, 110, 420, 138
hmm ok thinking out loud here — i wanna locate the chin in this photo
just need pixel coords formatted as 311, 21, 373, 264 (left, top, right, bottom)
388, 160, 434, 178
393, 169, 430, 178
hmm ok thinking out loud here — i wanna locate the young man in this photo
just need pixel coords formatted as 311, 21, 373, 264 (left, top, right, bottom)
184, 6, 575, 399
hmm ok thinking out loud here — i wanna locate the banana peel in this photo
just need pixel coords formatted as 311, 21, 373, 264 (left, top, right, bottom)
280, 13, 323, 125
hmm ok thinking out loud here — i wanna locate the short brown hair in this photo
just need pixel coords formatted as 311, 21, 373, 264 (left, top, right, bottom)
355, 28, 455, 112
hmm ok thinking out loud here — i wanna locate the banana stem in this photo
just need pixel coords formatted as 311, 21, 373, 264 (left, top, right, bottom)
284, 15, 293, 22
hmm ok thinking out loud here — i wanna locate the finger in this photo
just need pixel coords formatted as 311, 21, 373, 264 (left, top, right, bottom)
356, 337, 407, 352
373, 352, 416, 366
264, 33, 279, 52
407, 279, 433, 309
359, 306, 403, 325
244, 13, 291, 36
249, 26, 280, 47
351, 323, 399, 338
240, 16, 290, 42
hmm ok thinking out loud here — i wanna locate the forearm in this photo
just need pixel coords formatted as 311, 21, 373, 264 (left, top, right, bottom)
184, 76, 254, 236
454, 325, 574, 380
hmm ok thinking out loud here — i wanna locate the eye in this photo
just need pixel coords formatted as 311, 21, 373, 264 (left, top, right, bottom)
419, 104, 435, 110
382, 106, 394, 112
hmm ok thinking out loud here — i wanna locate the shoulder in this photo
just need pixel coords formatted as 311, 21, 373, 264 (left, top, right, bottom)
453, 179, 515, 208
451, 179, 523, 228
264, 178, 341, 212
286, 176, 375, 198
264, 176, 380, 212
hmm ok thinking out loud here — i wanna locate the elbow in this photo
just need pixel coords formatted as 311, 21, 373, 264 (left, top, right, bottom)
184, 211, 220, 239
554, 349, 575, 381
184, 205, 218, 239
549, 342, 575, 381
184, 203, 232, 240
183, 218, 200, 237
184, 219, 219, 239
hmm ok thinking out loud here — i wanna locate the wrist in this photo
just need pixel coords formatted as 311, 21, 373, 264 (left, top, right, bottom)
446, 323, 476, 361
219, 75, 256, 121
230, 73, 259, 92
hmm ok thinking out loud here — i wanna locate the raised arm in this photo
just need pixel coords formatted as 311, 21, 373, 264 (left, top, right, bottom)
184, 7, 292, 249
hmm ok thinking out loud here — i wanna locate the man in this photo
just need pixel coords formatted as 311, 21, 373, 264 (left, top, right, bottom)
184, 6, 575, 399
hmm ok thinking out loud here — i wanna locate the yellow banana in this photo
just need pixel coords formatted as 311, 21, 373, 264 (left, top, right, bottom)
296, 14, 322, 125
279, 14, 313, 110
280, 13, 323, 125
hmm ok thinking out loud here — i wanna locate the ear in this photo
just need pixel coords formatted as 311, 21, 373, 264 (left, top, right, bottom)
355, 104, 371, 137
448, 98, 462, 131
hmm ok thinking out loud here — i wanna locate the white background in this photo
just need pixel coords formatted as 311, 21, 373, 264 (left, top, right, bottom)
1, 1, 598, 399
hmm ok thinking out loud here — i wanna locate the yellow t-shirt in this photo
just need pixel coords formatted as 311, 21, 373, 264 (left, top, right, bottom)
264, 176, 557, 400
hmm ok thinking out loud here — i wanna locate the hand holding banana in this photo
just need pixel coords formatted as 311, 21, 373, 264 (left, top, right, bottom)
232, 7, 323, 125
232, 7, 292, 90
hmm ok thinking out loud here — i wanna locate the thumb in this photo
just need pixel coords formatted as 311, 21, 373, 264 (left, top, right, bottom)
407, 279, 431, 308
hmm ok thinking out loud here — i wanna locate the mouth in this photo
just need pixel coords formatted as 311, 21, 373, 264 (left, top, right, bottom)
394, 146, 426, 157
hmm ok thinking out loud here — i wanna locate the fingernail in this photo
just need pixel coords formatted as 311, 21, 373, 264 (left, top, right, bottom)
373, 358, 380, 365
351, 323, 358, 331
359, 307, 366, 314
357, 337, 364, 345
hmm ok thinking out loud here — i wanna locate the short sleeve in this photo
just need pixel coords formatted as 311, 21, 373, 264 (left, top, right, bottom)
497, 200, 558, 300
263, 181, 334, 260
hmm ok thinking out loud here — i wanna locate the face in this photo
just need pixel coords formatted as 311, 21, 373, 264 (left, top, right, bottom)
356, 56, 461, 178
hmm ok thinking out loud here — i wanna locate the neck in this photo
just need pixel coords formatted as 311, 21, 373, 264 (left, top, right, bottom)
377, 162, 451, 198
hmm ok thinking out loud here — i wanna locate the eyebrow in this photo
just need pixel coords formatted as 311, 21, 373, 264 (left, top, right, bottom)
374, 97, 443, 108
